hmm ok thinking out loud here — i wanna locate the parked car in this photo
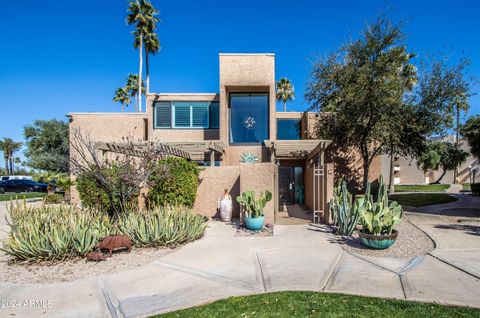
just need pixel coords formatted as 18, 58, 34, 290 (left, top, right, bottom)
0, 175, 33, 182
0, 179, 48, 194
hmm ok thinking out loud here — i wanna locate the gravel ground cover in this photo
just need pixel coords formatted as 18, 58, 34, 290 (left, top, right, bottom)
0, 247, 174, 284
338, 218, 435, 258
235, 225, 274, 237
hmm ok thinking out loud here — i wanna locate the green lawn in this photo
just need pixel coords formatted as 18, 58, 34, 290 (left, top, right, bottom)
155, 291, 480, 318
389, 193, 458, 207
394, 184, 449, 193
463, 183, 471, 191
0, 192, 46, 202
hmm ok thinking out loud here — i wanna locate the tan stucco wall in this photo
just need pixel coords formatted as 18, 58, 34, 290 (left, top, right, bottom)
239, 163, 276, 225
276, 112, 303, 119
68, 113, 148, 205
219, 54, 276, 165
69, 113, 147, 143
193, 166, 240, 219
222, 145, 271, 166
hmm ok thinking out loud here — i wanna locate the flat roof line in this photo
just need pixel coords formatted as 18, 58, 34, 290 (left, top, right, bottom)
219, 53, 275, 56
68, 112, 147, 115
148, 93, 218, 96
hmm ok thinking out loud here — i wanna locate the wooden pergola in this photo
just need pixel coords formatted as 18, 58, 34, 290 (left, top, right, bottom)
265, 139, 332, 224
96, 141, 225, 165
264, 140, 331, 163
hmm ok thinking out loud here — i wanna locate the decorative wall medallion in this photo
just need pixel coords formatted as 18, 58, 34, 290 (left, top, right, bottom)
242, 116, 256, 129
240, 152, 259, 164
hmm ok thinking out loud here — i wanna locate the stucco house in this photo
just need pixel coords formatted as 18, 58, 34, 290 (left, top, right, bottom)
69, 53, 334, 225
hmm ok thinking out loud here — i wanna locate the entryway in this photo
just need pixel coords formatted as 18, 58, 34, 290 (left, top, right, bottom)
278, 166, 304, 205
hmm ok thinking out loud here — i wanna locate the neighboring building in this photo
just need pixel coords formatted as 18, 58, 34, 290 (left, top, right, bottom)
380, 137, 479, 185
69, 54, 334, 224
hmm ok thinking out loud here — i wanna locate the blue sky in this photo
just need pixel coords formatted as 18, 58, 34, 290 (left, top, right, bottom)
1, 0, 479, 163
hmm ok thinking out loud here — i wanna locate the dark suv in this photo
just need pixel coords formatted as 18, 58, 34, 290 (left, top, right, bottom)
0, 179, 48, 194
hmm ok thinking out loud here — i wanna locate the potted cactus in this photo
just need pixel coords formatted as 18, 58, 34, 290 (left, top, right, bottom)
358, 176, 403, 249
236, 190, 272, 231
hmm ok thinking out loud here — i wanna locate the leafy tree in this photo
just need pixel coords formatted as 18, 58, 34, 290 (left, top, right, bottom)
0, 138, 22, 175
127, 0, 159, 112
460, 115, 480, 161
113, 86, 131, 112
24, 119, 69, 173
414, 56, 473, 183
306, 16, 418, 189
276, 77, 295, 112
418, 141, 468, 183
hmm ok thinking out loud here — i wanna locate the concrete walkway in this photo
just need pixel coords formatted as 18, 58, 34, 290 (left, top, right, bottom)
447, 183, 463, 193
1, 202, 480, 317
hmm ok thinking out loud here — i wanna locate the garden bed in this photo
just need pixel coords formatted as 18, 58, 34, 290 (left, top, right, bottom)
338, 219, 434, 258
235, 225, 273, 237
0, 246, 174, 284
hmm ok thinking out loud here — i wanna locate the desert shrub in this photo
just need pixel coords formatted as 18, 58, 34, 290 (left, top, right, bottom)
118, 206, 207, 247
76, 171, 111, 210
471, 183, 480, 196
1, 203, 111, 262
147, 157, 199, 207
76, 164, 140, 217
43, 193, 64, 204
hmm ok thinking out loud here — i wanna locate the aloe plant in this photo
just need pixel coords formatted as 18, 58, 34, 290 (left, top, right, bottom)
236, 190, 272, 218
358, 175, 403, 235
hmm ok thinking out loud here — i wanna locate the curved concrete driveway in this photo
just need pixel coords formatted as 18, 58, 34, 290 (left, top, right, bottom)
1, 200, 480, 318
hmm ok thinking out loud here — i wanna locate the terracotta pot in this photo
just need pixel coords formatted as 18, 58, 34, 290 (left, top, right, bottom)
359, 230, 398, 249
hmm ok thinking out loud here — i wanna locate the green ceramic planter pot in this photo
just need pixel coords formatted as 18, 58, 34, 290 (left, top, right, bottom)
359, 230, 398, 249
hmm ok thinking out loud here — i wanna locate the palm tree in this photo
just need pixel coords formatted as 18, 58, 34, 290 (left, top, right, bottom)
127, 0, 158, 112
0, 138, 22, 175
144, 29, 160, 94
126, 74, 145, 111
113, 87, 131, 112
13, 157, 21, 174
276, 77, 295, 112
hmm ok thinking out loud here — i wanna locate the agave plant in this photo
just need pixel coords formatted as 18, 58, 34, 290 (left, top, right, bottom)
117, 206, 207, 247
236, 190, 272, 218
1, 202, 111, 262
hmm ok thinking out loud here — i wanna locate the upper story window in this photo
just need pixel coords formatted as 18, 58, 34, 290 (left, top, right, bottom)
277, 119, 301, 140
229, 93, 269, 144
154, 101, 219, 129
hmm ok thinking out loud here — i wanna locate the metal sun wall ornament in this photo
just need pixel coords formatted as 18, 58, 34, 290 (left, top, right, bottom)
240, 152, 259, 164
242, 116, 256, 129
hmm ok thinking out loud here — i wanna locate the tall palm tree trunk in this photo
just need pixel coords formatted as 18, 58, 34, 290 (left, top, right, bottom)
4, 157, 9, 175
145, 48, 150, 95
283, 101, 287, 112
9, 157, 14, 175
138, 34, 143, 112
122, 103, 125, 112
